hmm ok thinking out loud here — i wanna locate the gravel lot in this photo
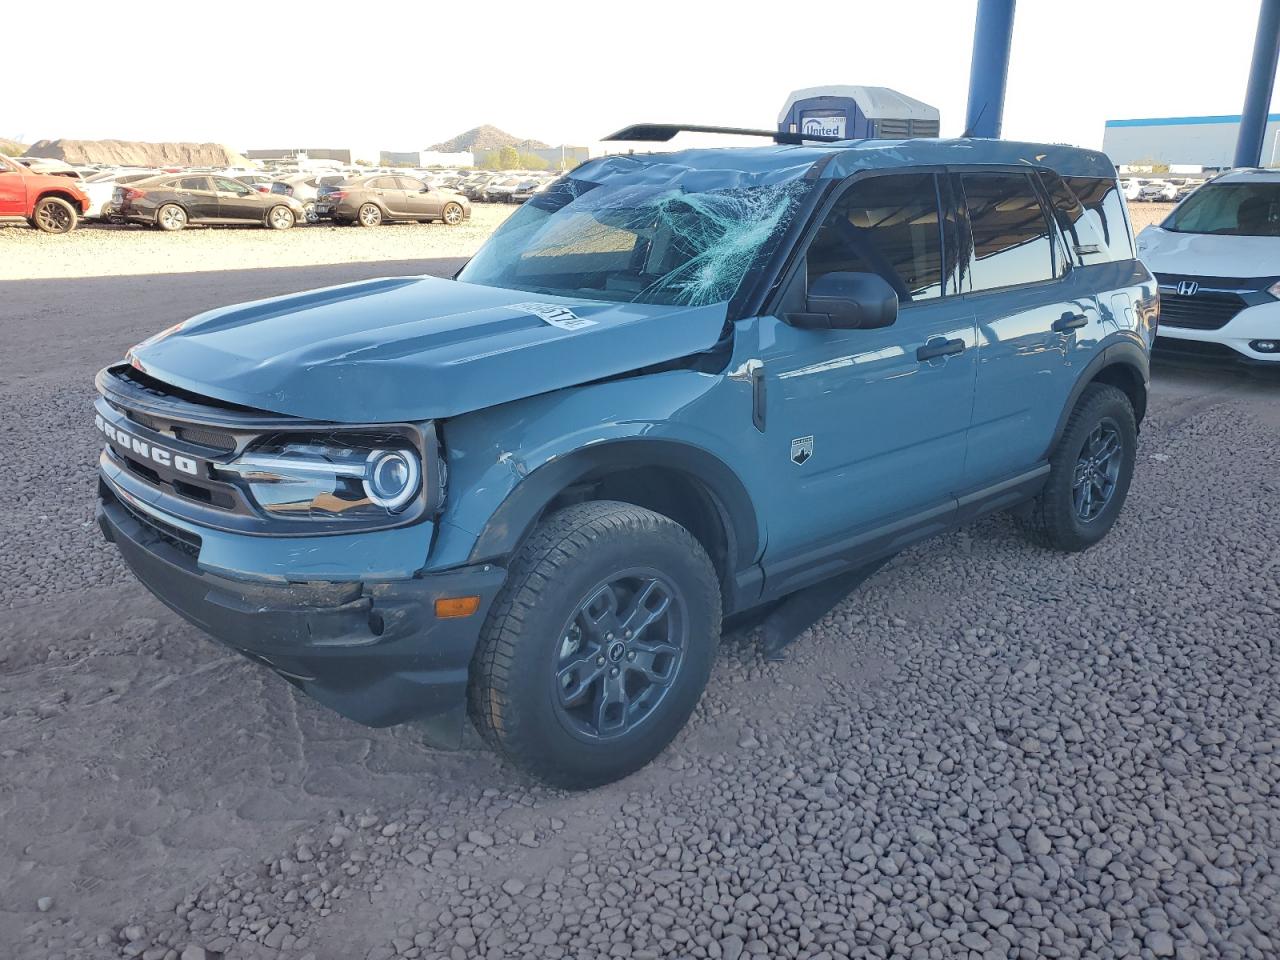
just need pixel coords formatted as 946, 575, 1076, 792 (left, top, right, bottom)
2, 206, 1278, 960
0, 205, 512, 280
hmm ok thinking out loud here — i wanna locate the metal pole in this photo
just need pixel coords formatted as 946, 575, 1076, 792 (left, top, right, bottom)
963, 0, 1016, 139
1234, 0, 1280, 168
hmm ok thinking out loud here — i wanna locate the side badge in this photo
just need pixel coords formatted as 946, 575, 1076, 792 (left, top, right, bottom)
790, 436, 814, 466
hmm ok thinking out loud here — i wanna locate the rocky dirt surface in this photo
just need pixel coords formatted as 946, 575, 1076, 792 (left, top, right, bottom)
2, 243, 1278, 960
0, 206, 512, 281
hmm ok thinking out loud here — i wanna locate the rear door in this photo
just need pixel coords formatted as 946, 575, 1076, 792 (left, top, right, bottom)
174, 176, 219, 221
371, 176, 406, 216
957, 169, 1100, 487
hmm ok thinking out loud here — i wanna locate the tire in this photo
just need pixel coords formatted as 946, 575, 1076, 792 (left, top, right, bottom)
1019, 383, 1137, 552
32, 196, 78, 234
156, 203, 187, 232
357, 203, 382, 227
303, 201, 318, 223
267, 205, 295, 230
468, 501, 721, 789
442, 201, 464, 226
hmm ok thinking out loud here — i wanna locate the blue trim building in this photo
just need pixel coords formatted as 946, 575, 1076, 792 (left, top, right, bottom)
1102, 114, 1280, 168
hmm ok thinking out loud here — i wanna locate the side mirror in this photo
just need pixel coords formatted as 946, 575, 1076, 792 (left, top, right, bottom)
788, 271, 899, 331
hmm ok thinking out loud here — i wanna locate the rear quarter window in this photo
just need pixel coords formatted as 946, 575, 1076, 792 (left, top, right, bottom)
1063, 176, 1134, 262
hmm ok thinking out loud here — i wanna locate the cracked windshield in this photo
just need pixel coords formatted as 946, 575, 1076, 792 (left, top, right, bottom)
458, 156, 815, 306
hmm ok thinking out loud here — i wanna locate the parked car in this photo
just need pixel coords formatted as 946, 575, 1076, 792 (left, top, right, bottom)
1137, 168, 1280, 366
1122, 178, 1149, 201
81, 170, 159, 220
315, 174, 470, 226
114, 174, 306, 230
512, 177, 553, 203
461, 174, 499, 201
234, 173, 277, 193
1138, 180, 1176, 202
94, 135, 1154, 788
483, 175, 525, 202
0, 153, 90, 233
269, 173, 349, 223
1174, 180, 1204, 202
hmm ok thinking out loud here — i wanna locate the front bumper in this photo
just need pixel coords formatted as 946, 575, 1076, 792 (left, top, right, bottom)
1156, 299, 1280, 364
98, 483, 505, 728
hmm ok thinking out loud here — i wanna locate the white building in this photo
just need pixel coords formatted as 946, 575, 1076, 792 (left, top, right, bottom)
1102, 114, 1280, 169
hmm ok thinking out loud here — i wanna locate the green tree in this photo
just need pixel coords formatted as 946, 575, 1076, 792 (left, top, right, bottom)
517, 152, 549, 171
497, 145, 520, 169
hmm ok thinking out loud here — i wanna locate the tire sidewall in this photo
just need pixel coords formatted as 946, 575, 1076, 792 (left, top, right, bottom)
157, 203, 186, 231
268, 205, 295, 230
358, 203, 382, 227
479, 511, 718, 786
33, 197, 76, 234
1047, 387, 1137, 548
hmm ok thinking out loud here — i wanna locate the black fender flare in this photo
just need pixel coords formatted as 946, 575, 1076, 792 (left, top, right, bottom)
1046, 338, 1150, 456
466, 438, 761, 573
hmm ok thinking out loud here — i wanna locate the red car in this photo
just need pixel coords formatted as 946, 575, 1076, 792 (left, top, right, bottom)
0, 154, 90, 233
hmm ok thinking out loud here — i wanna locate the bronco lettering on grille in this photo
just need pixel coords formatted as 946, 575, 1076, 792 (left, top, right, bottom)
96, 414, 198, 476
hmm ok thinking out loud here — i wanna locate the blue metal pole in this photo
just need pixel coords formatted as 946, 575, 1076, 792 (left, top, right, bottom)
964, 0, 1016, 139
1234, 0, 1280, 168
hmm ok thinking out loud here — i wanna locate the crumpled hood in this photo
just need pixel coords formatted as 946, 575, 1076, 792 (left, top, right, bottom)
1137, 225, 1280, 278
127, 276, 729, 422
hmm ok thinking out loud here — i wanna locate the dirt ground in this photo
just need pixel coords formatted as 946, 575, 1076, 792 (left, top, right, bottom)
2, 204, 1278, 960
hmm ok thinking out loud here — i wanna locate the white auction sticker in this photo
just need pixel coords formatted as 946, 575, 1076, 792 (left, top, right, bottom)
513, 302, 596, 331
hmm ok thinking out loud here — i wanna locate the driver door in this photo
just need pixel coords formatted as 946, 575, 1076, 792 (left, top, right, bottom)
397, 177, 440, 219
212, 177, 263, 222
0, 157, 26, 216
757, 170, 978, 581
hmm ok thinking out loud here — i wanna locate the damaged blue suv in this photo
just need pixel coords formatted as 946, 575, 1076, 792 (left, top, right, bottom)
96, 131, 1156, 787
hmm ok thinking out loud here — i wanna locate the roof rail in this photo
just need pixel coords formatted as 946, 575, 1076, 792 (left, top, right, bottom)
602, 123, 844, 146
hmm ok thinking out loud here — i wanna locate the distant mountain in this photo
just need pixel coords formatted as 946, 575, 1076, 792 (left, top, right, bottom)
0, 138, 27, 157
429, 125, 550, 153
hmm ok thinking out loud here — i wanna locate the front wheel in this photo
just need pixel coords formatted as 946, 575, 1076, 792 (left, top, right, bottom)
1019, 383, 1137, 552
442, 201, 464, 225
303, 200, 318, 223
357, 202, 382, 227
267, 205, 295, 230
32, 197, 78, 234
468, 501, 721, 789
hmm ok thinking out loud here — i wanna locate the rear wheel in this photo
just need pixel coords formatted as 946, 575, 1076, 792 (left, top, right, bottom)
468, 501, 720, 789
267, 205, 295, 230
32, 197, 77, 234
303, 201, 318, 223
1019, 383, 1137, 552
442, 202, 464, 225
156, 203, 187, 232
358, 203, 382, 227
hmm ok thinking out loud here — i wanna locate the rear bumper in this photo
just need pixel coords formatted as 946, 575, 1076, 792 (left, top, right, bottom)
97, 483, 505, 728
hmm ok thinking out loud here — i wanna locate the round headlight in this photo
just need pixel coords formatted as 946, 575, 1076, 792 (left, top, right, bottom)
364, 449, 421, 511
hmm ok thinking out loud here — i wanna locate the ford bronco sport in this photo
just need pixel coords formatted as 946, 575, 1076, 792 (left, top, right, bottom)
95, 132, 1156, 788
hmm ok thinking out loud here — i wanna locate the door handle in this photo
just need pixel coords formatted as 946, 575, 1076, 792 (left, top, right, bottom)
916, 337, 965, 362
1053, 311, 1088, 332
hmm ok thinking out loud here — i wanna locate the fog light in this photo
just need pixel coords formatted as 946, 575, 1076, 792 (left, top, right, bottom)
1249, 339, 1279, 353
435, 596, 481, 619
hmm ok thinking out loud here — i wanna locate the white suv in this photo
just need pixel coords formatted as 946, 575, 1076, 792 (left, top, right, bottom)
1137, 169, 1280, 365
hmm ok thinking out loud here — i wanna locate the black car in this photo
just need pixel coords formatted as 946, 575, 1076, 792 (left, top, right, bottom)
113, 174, 307, 231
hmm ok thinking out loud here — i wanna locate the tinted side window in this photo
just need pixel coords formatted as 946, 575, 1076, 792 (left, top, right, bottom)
397, 177, 425, 191
1064, 177, 1134, 260
371, 177, 399, 189
807, 173, 944, 303
962, 173, 1054, 291
178, 177, 210, 191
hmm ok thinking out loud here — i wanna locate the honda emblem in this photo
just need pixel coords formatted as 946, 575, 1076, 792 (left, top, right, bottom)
1176, 280, 1199, 297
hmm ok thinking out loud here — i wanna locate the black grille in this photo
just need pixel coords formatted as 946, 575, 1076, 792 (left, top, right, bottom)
1157, 291, 1246, 330
1154, 337, 1246, 364
176, 424, 236, 451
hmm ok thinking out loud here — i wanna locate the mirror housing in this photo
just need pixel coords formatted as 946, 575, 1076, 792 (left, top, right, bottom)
788, 271, 899, 331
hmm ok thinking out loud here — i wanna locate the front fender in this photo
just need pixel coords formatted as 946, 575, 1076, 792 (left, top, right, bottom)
427, 368, 766, 574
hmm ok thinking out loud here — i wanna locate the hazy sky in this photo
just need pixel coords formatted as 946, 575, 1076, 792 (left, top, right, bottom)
8, 0, 1277, 153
